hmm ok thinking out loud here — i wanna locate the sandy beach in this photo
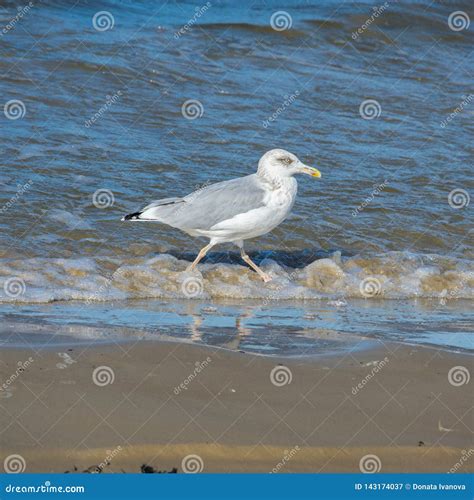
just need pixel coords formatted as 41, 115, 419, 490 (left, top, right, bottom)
1, 3, 473, 499
1, 338, 471, 473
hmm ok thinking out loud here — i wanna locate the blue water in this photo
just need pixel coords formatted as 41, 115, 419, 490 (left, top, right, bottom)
0, 298, 472, 355
0, 0, 472, 353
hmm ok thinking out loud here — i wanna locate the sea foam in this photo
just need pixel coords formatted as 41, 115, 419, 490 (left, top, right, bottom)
0, 251, 472, 303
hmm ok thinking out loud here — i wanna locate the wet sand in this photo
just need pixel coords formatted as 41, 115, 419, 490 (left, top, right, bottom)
0, 339, 472, 473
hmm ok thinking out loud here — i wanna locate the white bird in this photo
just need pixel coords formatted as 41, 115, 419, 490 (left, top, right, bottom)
122, 149, 321, 282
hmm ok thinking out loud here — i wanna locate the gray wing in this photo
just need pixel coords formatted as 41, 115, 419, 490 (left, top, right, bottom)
139, 174, 268, 231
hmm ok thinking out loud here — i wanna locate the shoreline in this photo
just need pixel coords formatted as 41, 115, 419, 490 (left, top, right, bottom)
1, 295, 473, 356
1, 338, 472, 473
1, 332, 471, 360
5, 444, 470, 474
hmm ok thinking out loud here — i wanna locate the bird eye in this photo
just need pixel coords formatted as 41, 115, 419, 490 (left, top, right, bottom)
279, 157, 293, 166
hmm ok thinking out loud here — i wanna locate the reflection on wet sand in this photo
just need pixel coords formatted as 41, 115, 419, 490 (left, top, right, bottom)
185, 303, 254, 352
0, 298, 472, 355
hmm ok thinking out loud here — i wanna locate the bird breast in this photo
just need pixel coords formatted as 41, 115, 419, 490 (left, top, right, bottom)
266, 177, 297, 211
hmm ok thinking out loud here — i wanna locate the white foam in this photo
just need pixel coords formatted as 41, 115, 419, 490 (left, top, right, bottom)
0, 251, 472, 303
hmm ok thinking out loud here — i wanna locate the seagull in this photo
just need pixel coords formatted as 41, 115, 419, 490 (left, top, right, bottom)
121, 149, 321, 282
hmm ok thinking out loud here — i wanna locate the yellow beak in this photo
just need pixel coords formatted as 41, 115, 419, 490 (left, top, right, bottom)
301, 165, 321, 178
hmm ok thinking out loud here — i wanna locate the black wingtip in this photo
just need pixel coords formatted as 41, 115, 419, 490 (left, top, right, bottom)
122, 211, 142, 221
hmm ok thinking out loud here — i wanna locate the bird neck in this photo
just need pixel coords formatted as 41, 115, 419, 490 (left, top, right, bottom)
257, 168, 292, 190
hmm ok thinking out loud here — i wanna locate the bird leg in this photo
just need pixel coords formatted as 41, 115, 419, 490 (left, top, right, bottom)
240, 248, 272, 282
187, 243, 214, 272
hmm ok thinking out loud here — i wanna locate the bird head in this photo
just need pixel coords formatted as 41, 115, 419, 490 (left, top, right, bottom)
257, 149, 321, 179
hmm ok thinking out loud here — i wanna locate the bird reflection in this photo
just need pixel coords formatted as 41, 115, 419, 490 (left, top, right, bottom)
185, 303, 255, 351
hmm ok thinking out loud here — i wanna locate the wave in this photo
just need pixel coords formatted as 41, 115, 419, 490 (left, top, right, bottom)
197, 22, 305, 36
0, 251, 472, 304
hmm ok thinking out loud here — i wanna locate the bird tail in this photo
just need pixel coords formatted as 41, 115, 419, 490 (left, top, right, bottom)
121, 211, 142, 221
121, 197, 185, 222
